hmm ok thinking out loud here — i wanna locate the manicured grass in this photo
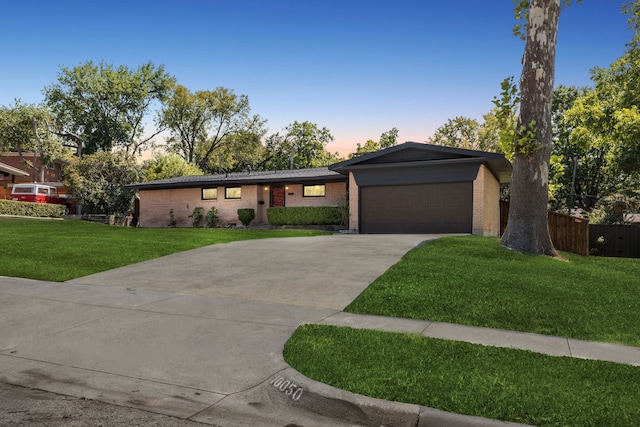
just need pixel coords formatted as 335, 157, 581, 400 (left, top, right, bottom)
0, 217, 328, 281
284, 324, 640, 427
345, 235, 640, 346
285, 236, 640, 424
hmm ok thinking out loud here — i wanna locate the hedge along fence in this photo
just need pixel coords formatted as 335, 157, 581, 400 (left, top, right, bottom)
267, 206, 344, 226
0, 199, 66, 218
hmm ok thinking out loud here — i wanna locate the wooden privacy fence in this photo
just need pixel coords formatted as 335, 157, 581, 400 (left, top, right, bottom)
589, 225, 640, 258
500, 201, 590, 256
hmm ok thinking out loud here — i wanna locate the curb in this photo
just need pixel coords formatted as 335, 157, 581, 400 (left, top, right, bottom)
278, 367, 532, 427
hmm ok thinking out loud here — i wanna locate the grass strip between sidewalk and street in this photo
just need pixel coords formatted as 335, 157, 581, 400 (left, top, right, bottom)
0, 217, 328, 282
345, 235, 640, 347
284, 324, 640, 427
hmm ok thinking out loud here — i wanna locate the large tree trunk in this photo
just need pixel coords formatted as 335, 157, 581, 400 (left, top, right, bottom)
501, 0, 560, 257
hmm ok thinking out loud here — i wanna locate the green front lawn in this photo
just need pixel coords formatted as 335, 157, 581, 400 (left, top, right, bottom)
0, 217, 328, 281
284, 236, 640, 426
285, 325, 640, 427
346, 235, 640, 346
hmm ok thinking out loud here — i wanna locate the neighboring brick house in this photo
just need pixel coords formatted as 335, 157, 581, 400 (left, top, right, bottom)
0, 160, 29, 200
0, 151, 65, 184
0, 151, 74, 211
130, 142, 512, 236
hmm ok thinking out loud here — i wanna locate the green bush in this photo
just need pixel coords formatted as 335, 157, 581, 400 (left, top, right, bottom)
206, 207, 221, 227
191, 207, 204, 227
237, 208, 255, 226
0, 200, 65, 218
267, 206, 343, 226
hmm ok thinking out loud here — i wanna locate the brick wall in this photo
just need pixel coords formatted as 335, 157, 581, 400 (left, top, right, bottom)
138, 185, 262, 227
279, 182, 346, 207
137, 182, 347, 228
472, 165, 501, 237
0, 153, 63, 183
348, 172, 359, 231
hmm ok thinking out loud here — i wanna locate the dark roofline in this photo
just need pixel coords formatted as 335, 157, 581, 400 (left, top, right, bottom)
330, 142, 507, 170
330, 141, 512, 183
127, 167, 347, 191
336, 156, 489, 171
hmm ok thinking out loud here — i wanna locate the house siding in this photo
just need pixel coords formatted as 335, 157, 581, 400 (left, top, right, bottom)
472, 165, 501, 237
137, 181, 347, 228
0, 153, 64, 184
349, 172, 359, 231
139, 185, 261, 227
280, 182, 346, 207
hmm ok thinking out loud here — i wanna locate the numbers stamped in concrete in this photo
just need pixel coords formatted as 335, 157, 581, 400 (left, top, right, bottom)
270, 375, 304, 401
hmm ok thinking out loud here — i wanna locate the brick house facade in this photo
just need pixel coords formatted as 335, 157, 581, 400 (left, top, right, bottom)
131, 143, 511, 236
0, 152, 67, 201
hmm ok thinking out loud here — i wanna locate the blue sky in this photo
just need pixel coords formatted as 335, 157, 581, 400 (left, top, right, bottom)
0, 1, 633, 156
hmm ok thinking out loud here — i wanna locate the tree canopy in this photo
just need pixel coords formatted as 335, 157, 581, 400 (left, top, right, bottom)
0, 100, 70, 180
547, 3, 640, 216
352, 127, 399, 156
264, 121, 340, 170
428, 115, 501, 152
44, 61, 175, 158
158, 85, 267, 173
142, 152, 203, 181
64, 151, 142, 215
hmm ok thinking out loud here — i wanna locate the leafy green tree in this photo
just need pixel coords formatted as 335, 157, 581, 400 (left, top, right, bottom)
0, 100, 70, 180
428, 116, 481, 150
586, 5, 640, 177
477, 112, 503, 153
64, 151, 142, 214
379, 127, 399, 148
159, 85, 265, 173
429, 113, 503, 152
156, 85, 209, 164
492, 76, 521, 160
353, 139, 382, 156
142, 152, 203, 181
197, 114, 268, 173
44, 61, 175, 157
551, 3, 640, 213
550, 85, 605, 211
264, 121, 339, 169
352, 127, 400, 156
588, 193, 638, 225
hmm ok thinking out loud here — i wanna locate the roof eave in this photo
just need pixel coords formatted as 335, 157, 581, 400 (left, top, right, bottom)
0, 162, 30, 177
127, 172, 347, 191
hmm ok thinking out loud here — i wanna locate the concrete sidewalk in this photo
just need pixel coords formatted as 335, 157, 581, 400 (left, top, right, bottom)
1, 234, 639, 426
320, 312, 640, 366
2, 277, 638, 427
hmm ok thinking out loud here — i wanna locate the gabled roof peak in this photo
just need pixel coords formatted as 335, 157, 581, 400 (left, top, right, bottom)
330, 141, 512, 183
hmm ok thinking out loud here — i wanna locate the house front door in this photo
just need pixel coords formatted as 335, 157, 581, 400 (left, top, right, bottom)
271, 186, 285, 207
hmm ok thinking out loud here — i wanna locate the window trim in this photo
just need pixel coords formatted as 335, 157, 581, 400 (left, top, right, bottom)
202, 187, 218, 200
303, 184, 326, 198
225, 186, 242, 199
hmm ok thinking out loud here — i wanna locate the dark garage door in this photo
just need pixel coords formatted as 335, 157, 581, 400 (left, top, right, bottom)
359, 182, 472, 233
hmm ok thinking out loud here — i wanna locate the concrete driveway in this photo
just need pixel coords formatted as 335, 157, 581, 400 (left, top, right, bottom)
0, 234, 442, 426
66, 234, 434, 310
